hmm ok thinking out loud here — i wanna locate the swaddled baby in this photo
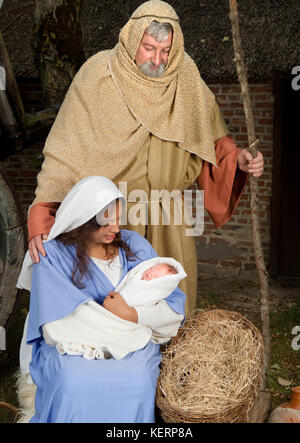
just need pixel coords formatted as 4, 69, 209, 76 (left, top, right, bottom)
43, 257, 186, 360
113, 256, 187, 308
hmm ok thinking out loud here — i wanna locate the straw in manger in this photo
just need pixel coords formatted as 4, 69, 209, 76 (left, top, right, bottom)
156, 309, 264, 423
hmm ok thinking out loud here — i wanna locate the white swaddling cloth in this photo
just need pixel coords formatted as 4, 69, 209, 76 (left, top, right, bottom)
116, 256, 187, 306
43, 257, 186, 360
43, 301, 153, 360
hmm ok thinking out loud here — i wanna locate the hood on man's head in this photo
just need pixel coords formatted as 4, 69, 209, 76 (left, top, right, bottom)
118, 0, 184, 72
108, 0, 217, 167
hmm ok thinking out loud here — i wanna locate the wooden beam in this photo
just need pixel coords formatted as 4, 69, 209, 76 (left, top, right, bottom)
26, 106, 58, 128
0, 30, 25, 126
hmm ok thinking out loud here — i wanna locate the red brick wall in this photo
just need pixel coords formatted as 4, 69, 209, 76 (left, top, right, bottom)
2, 142, 44, 218
1, 78, 45, 218
1, 81, 274, 273
195, 83, 274, 274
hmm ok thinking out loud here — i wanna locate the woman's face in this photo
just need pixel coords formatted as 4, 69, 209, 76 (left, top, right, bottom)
88, 201, 122, 246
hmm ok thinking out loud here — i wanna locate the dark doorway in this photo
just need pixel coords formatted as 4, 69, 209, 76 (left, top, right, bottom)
271, 73, 300, 278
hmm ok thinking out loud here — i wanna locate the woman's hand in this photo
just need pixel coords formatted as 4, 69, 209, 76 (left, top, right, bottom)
102, 291, 138, 323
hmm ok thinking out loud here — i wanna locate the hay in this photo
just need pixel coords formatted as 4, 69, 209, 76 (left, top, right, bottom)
156, 309, 264, 423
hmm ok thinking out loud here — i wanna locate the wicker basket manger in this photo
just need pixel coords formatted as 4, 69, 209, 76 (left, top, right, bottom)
156, 309, 264, 423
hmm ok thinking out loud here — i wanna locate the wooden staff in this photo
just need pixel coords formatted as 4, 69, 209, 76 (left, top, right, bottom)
229, 0, 271, 422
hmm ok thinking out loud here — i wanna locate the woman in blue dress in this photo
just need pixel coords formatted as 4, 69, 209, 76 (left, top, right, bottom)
18, 176, 186, 423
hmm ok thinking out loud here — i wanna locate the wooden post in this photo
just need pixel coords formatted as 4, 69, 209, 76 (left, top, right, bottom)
228, 0, 271, 422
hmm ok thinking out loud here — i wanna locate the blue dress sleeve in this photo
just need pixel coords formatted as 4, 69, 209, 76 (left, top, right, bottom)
121, 230, 186, 317
27, 240, 94, 344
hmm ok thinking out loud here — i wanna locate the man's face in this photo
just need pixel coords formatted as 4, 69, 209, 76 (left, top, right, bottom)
135, 31, 173, 78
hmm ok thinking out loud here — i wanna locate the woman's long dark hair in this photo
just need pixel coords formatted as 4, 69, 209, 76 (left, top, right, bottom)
56, 202, 137, 289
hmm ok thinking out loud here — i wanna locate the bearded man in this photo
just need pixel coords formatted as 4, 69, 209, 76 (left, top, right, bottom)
27, 1, 264, 314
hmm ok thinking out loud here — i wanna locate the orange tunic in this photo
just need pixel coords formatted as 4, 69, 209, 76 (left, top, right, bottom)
197, 135, 248, 228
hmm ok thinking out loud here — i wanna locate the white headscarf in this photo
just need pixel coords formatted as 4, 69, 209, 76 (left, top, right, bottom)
17, 176, 125, 291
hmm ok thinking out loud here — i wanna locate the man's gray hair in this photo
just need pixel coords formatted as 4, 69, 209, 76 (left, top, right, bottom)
145, 20, 173, 43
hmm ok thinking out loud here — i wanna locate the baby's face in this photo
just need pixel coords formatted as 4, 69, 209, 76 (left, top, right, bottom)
142, 263, 176, 281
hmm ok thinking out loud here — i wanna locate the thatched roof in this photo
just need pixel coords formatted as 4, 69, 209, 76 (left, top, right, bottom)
1, 0, 299, 83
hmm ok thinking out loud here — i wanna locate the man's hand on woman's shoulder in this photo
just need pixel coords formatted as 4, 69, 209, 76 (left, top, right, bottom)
29, 234, 48, 264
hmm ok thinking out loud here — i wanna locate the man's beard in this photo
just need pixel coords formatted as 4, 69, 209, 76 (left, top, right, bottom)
138, 61, 166, 78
